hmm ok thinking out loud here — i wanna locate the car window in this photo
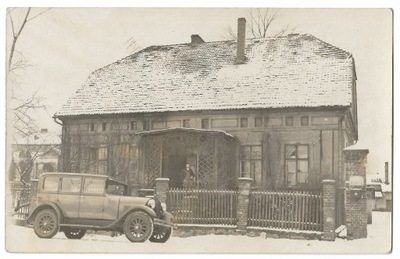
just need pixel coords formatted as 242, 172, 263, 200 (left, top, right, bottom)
60, 177, 82, 193
43, 176, 59, 192
83, 178, 105, 194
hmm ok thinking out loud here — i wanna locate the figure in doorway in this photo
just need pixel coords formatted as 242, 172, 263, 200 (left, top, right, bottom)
182, 163, 196, 189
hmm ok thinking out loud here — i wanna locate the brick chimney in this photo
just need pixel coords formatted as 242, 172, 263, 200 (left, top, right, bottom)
236, 17, 246, 64
384, 162, 389, 184
191, 34, 205, 44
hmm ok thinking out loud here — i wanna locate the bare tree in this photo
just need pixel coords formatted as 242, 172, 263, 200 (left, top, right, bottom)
223, 8, 296, 40
6, 8, 51, 139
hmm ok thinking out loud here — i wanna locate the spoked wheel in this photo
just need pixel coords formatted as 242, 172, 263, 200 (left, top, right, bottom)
149, 226, 172, 243
123, 211, 153, 242
33, 209, 59, 239
63, 228, 86, 239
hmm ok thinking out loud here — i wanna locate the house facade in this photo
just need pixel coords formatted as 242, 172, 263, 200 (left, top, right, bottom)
54, 19, 358, 202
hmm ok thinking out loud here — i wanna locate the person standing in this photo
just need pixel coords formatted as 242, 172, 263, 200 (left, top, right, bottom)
182, 163, 196, 188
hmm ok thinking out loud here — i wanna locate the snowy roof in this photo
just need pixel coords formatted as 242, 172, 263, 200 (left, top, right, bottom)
55, 34, 355, 117
13, 131, 61, 146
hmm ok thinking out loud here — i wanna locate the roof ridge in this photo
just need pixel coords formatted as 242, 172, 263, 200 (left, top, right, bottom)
304, 34, 353, 58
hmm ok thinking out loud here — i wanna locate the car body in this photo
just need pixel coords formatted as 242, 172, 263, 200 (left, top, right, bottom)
27, 172, 173, 243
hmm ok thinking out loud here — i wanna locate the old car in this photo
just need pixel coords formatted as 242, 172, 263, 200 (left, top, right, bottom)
27, 173, 173, 243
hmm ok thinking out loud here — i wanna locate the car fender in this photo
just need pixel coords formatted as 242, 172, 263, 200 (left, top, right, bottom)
117, 205, 157, 223
27, 202, 63, 225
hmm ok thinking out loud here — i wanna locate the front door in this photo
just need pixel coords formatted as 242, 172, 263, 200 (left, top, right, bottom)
162, 148, 186, 188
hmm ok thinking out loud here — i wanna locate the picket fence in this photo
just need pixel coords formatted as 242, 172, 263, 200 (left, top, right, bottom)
167, 188, 238, 225
167, 188, 323, 232
248, 190, 323, 231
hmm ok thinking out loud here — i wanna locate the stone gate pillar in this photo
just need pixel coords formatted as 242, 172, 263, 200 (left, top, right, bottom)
155, 178, 170, 204
344, 149, 369, 240
236, 178, 253, 232
322, 179, 336, 241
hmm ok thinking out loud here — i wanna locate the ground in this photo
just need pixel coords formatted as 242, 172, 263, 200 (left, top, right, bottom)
5, 212, 391, 254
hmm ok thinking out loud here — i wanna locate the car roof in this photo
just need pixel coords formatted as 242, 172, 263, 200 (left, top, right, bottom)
40, 172, 109, 179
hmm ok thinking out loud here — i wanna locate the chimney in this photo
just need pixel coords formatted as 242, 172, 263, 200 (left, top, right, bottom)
236, 17, 246, 64
191, 34, 205, 44
384, 162, 389, 184
40, 128, 48, 134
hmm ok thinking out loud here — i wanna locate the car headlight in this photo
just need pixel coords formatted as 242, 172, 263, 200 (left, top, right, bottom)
161, 202, 167, 212
146, 199, 156, 209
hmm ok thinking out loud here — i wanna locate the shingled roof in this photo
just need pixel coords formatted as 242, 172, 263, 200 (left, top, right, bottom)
55, 34, 355, 117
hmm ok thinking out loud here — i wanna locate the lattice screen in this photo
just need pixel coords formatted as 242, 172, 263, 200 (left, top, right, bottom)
198, 136, 215, 188
143, 139, 161, 187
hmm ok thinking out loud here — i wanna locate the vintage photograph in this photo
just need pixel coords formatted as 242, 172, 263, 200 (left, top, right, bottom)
4, 7, 392, 253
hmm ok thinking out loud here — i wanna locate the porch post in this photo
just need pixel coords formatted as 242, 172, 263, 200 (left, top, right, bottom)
155, 178, 170, 204
322, 179, 336, 241
236, 177, 253, 232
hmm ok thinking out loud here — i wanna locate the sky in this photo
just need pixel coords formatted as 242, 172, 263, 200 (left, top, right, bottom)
5, 7, 393, 178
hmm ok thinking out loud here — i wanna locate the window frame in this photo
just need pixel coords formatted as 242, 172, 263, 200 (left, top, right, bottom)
254, 117, 263, 128
240, 117, 248, 128
59, 176, 82, 194
240, 145, 262, 185
201, 118, 209, 129
82, 177, 106, 196
285, 144, 309, 187
301, 116, 309, 126
285, 116, 293, 126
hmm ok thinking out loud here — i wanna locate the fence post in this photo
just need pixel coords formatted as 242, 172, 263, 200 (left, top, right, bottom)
155, 178, 170, 204
322, 179, 336, 241
236, 177, 253, 233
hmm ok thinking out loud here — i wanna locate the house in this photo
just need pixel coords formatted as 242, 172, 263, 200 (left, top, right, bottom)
54, 18, 358, 229
9, 128, 61, 182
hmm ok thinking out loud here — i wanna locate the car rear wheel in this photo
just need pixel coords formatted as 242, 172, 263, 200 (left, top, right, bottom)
63, 228, 86, 239
149, 226, 172, 243
123, 211, 153, 242
33, 209, 59, 239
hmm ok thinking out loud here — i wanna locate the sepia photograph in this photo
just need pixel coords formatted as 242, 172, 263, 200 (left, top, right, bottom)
3, 3, 394, 254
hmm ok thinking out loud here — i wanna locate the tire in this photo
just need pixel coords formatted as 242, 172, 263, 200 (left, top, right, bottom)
63, 228, 86, 239
123, 211, 153, 242
149, 226, 172, 243
33, 209, 59, 239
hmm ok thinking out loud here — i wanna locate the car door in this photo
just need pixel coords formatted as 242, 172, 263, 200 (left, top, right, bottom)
58, 176, 82, 218
79, 177, 105, 219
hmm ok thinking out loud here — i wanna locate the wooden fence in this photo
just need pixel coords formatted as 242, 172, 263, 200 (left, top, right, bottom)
11, 184, 31, 219
248, 190, 323, 231
167, 188, 238, 225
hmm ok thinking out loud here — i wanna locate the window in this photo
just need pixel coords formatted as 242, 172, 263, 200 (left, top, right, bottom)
285, 116, 293, 126
285, 144, 309, 186
43, 176, 59, 192
240, 117, 248, 128
254, 117, 263, 127
83, 178, 105, 194
201, 119, 209, 129
130, 121, 137, 131
102, 122, 108, 131
90, 123, 95, 132
98, 147, 108, 161
301, 116, 309, 126
240, 145, 262, 185
143, 120, 151, 131
183, 119, 190, 128
60, 177, 82, 193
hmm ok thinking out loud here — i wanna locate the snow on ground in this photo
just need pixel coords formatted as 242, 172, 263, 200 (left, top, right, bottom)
5, 212, 391, 254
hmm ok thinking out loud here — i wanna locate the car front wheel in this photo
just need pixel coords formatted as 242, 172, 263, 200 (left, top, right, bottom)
33, 209, 59, 239
63, 228, 86, 239
123, 211, 153, 242
149, 226, 172, 243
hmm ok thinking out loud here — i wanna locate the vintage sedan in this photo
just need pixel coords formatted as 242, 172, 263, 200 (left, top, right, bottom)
27, 173, 173, 243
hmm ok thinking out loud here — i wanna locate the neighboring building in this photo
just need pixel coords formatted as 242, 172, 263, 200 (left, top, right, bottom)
54, 17, 358, 215
367, 162, 392, 212
10, 129, 61, 182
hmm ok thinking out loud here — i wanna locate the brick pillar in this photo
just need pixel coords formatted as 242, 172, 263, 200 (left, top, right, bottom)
29, 179, 39, 213
236, 178, 253, 232
322, 179, 336, 241
344, 149, 369, 240
155, 178, 170, 204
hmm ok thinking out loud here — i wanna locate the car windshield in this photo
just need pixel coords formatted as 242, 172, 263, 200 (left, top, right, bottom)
106, 179, 128, 196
